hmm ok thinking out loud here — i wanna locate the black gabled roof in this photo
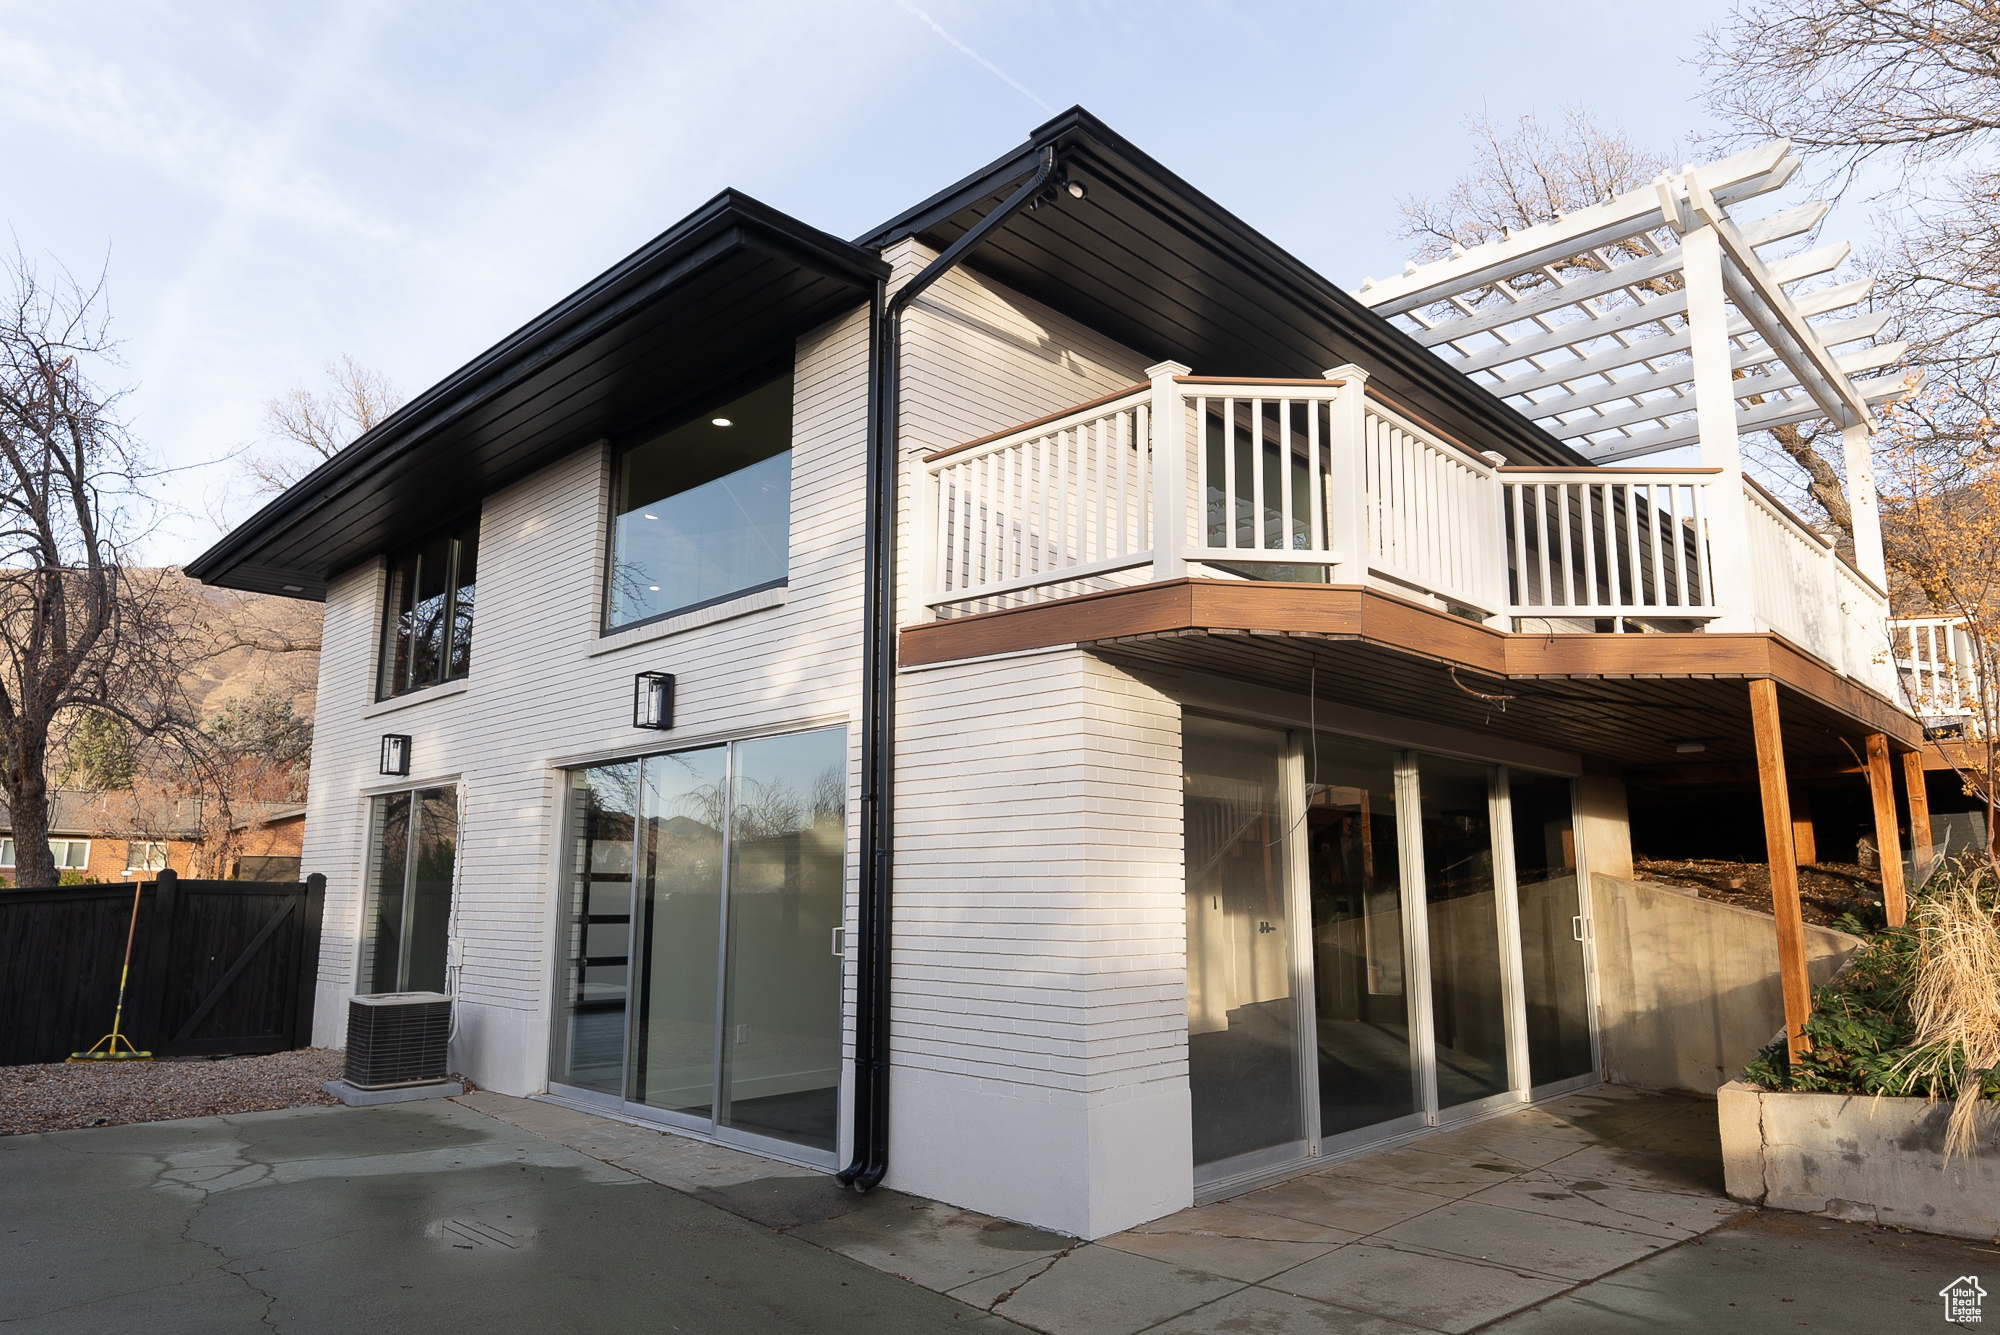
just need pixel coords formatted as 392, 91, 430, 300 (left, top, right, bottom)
860, 108, 1585, 468
187, 190, 888, 599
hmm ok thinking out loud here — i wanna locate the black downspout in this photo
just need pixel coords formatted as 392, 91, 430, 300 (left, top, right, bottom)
840, 145, 1062, 1192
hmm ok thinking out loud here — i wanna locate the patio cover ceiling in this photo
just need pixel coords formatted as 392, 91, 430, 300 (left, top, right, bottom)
187, 192, 889, 600
859, 108, 1588, 469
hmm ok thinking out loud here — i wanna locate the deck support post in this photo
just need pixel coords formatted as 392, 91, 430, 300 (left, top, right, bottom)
1749, 678, 1813, 1060
1679, 223, 1756, 632
1148, 361, 1190, 582
1903, 751, 1934, 885
1865, 733, 1909, 925
1789, 785, 1817, 866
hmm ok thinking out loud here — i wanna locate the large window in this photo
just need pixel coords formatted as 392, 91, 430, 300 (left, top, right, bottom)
378, 521, 478, 699
551, 725, 846, 1162
1185, 718, 1598, 1183
605, 375, 792, 631
360, 787, 458, 994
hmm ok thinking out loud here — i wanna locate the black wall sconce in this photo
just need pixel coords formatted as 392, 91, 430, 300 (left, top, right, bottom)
634, 672, 675, 730
380, 734, 412, 776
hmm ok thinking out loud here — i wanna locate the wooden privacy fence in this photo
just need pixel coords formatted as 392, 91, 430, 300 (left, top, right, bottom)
0, 870, 325, 1066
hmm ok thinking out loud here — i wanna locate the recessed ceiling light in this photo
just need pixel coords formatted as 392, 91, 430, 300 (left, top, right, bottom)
1066, 180, 1087, 200
712, 417, 732, 427
648, 585, 660, 592
1674, 740, 1707, 754
280, 584, 303, 593
643, 513, 658, 520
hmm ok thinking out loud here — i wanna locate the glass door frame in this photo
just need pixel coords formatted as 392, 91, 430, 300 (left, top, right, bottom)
1191, 722, 1603, 1194
545, 737, 847, 1172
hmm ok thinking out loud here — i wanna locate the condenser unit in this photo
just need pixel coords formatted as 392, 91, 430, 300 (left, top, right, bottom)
343, 992, 452, 1089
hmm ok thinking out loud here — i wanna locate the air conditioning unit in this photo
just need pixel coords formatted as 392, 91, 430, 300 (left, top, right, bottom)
344, 992, 452, 1089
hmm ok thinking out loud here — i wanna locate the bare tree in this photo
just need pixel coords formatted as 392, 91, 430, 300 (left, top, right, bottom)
0, 256, 202, 888
1701, 2, 2000, 455
249, 353, 401, 492
1397, 108, 1676, 263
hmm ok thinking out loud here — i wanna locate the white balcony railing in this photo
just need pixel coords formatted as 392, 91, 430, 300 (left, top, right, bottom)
1891, 616, 1988, 735
1499, 470, 1719, 622
919, 365, 1900, 700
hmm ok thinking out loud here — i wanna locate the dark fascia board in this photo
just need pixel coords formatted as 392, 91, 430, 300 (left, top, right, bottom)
859, 107, 1585, 467
187, 190, 888, 597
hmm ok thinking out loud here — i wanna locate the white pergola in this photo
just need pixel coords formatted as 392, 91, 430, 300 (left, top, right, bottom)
1354, 140, 1914, 593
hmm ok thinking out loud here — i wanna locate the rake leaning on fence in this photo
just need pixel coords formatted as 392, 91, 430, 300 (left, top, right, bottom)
0, 869, 325, 1067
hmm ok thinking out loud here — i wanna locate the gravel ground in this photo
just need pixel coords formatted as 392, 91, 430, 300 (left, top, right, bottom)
0, 1048, 349, 1136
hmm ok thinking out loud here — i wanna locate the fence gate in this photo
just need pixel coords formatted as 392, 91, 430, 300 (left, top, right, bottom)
0, 871, 325, 1066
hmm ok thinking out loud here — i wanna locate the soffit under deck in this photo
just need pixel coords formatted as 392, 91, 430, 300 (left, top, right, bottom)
897, 580, 1921, 770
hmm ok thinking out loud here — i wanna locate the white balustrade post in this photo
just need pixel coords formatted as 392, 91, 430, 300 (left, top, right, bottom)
1148, 361, 1191, 581
1841, 422, 1889, 590
1680, 222, 1756, 632
1324, 363, 1369, 583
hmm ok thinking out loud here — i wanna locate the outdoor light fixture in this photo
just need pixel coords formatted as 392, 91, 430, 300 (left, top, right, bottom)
1673, 740, 1707, 755
712, 417, 732, 427
380, 734, 412, 776
1066, 180, 1087, 200
280, 583, 304, 593
634, 672, 675, 730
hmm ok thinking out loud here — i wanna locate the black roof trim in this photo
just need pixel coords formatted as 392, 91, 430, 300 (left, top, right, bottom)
188, 190, 888, 598
860, 108, 1584, 468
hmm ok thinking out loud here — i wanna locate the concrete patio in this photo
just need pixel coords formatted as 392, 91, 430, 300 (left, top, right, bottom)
4, 1083, 1993, 1333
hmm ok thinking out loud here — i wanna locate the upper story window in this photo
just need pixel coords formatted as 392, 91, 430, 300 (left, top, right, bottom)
379, 520, 478, 699
605, 374, 792, 632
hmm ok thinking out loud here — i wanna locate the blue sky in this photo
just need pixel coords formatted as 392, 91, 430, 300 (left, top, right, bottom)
1, 0, 1754, 562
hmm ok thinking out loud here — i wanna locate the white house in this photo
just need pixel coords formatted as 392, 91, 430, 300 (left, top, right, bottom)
189, 109, 1925, 1240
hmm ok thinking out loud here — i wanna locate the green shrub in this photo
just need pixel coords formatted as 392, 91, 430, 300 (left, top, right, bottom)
1745, 858, 2000, 1104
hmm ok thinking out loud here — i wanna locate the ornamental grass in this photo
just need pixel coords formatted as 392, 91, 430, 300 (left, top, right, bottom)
1746, 856, 2000, 1161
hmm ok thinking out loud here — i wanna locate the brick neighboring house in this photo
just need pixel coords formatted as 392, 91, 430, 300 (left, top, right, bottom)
0, 793, 307, 887
233, 803, 305, 881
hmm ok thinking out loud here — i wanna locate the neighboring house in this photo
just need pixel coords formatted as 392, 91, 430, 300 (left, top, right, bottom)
186, 110, 1923, 1239
0, 792, 196, 884
0, 794, 308, 887
233, 803, 306, 881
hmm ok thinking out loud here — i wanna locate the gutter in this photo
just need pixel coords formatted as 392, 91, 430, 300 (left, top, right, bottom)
840, 145, 1063, 1192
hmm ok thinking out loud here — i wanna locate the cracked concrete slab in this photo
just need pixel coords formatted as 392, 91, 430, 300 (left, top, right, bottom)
0, 1101, 1017, 1335
9, 1083, 1951, 1335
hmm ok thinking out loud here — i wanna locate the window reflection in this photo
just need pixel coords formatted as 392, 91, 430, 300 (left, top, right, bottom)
379, 521, 477, 699
607, 376, 792, 630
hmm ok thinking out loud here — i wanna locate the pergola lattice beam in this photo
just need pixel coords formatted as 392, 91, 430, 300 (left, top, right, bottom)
1356, 138, 1911, 465
1360, 141, 1795, 316
1585, 373, 1914, 463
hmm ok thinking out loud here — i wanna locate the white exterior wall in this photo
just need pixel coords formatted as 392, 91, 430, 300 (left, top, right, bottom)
883, 244, 1192, 1238
300, 302, 874, 1111
894, 650, 1189, 1238
299, 239, 1193, 1236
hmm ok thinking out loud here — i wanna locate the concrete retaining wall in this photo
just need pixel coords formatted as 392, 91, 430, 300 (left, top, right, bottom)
1591, 874, 1864, 1095
1719, 1080, 2000, 1239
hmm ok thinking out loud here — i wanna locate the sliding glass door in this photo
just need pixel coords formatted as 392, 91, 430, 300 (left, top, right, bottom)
551, 727, 846, 1165
1187, 717, 1598, 1185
